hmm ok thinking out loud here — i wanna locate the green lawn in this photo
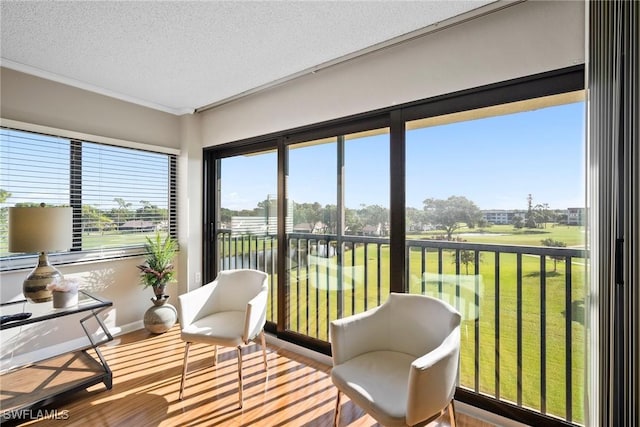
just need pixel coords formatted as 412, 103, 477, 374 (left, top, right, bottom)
82, 230, 163, 249
409, 223, 586, 247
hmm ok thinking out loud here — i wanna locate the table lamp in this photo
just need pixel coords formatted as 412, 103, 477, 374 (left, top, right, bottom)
8, 204, 73, 303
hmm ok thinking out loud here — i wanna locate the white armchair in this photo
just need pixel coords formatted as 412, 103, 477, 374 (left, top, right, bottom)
177, 269, 269, 408
330, 293, 461, 427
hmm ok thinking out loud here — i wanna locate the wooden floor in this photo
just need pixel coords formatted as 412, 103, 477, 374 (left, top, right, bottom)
16, 326, 495, 427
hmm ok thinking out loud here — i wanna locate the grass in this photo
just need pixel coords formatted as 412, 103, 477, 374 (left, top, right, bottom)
82, 231, 164, 249
409, 223, 586, 247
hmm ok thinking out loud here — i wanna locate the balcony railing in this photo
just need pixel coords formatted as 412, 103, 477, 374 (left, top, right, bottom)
216, 230, 588, 426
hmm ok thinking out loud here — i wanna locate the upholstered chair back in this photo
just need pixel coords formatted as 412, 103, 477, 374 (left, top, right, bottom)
210, 269, 268, 313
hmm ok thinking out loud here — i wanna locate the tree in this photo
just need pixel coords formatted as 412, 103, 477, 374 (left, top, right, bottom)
344, 208, 363, 234
292, 202, 323, 226
477, 218, 491, 229
0, 189, 10, 204
422, 196, 482, 241
137, 200, 164, 223
512, 214, 524, 229
532, 202, 553, 228
82, 204, 113, 233
323, 204, 337, 233
541, 238, 567, 272
406, 207, 426, 232
525, 193, 537, 228
113, 197, 132, 227
359, 205, 388, 227
453, 250, 482, 275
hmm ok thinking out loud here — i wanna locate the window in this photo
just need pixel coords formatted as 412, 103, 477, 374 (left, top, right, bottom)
0, 127, 177, 266
215, 151, 278, 323
204, 66, 585, 426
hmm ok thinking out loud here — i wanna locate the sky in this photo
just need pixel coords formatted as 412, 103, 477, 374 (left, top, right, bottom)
2, 101, 585, 214
221, 101, 585, 212
0, 132, 170, 210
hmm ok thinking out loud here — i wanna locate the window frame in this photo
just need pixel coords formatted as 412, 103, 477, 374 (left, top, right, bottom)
0, 119, 179, 271
203, 65, 586, 427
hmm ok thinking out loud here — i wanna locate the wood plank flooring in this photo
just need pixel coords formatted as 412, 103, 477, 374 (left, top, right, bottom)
1, 351, 107, 415
12, 326, 495, 427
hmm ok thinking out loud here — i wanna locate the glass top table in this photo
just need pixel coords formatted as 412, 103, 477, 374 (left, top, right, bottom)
0, 290, 114, 421
1, 290, 112, 330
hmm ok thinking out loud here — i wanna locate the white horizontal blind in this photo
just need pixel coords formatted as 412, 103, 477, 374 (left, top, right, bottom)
0, 127, 177, 261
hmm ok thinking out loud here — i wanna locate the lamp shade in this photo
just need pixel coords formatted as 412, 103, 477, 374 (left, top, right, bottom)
8, 206, 73, 253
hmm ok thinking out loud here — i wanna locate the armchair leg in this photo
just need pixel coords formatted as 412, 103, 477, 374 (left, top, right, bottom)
179, 342, 191, 400
448, 400, 457, 427
260, 330, 268, 370
237, 346, 243, 408
213, 345, 218, 366
333, 390, 341, 427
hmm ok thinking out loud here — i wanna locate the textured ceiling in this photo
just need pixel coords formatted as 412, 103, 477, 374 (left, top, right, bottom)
1, 1, 496, 115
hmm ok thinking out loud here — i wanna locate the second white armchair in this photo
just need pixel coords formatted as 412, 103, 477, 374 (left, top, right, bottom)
330, 293, 462, 426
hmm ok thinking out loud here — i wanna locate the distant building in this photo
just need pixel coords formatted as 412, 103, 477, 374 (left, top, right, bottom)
120, 220, 155, 232
229, 215, 294, 236
566, 207, 585, 225
482, 210, 524, 225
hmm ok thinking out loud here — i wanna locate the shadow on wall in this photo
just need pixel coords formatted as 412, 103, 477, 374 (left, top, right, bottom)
73, 267, 118, 294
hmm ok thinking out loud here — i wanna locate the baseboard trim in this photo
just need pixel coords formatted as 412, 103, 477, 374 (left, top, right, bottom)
264, 332, 333, 367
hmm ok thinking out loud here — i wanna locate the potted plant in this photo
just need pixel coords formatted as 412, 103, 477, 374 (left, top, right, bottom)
137, 232, 177, 304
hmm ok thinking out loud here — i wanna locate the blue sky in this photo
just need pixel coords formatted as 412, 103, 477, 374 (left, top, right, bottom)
222, 101, 585, 212
0, 132, 170, 209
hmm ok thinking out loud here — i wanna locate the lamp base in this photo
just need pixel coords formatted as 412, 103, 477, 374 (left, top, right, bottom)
23, 252, 63, 303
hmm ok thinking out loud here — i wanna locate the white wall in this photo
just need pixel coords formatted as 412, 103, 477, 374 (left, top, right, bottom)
0, 68, 181, 149
178, 114, 204, 296
201, 0, 585, 146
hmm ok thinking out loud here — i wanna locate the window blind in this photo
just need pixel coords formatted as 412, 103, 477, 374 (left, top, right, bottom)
0, 127, 177, 262
588, 1, 639, 426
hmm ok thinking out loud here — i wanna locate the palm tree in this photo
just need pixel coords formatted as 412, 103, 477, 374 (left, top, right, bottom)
114, 197, 132, 228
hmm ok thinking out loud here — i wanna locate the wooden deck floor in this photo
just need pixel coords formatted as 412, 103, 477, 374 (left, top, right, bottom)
14, 326, 495, 427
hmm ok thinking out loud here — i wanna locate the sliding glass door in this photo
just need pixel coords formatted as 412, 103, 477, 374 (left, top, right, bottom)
285, 128, 390, 341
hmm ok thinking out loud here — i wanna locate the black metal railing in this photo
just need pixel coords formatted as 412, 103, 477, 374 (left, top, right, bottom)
215, 229, 588, 425
405, 239, 587, 425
